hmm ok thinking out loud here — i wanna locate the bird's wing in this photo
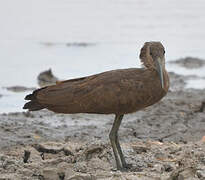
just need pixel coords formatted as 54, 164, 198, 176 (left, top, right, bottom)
27, 68, 147, 114
36, 74, 99, 105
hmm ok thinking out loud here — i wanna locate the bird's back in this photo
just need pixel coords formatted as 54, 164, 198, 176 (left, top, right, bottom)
23, 68, 169, 114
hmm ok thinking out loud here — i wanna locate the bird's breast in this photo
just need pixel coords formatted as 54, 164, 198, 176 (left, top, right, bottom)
117, 70, 169, 114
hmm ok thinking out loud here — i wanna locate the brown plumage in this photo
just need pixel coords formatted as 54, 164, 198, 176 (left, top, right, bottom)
23, 41, 169, 170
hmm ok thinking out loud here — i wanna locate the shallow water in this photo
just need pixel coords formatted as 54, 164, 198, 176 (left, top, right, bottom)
0, 0, 205, 113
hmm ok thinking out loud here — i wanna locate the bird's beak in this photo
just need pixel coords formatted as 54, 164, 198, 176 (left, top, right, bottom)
155, 58, 164, 89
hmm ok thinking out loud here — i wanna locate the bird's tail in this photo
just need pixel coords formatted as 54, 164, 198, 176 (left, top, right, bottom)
23, 88, 46, 111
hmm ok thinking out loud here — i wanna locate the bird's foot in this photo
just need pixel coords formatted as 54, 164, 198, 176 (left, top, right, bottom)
111, 163, 132, 172
120, 163, 133, 172
113, 164, 143, 172
123, 163, 132, 169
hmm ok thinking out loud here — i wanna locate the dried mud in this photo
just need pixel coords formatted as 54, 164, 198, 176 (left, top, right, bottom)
0, 68, 205, 179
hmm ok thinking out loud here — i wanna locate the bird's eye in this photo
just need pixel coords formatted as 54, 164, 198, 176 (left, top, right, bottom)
163, 50, 165, 54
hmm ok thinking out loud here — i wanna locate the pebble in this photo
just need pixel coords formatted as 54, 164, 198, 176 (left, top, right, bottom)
196, 170, 205, 179
42, 167, 59, 180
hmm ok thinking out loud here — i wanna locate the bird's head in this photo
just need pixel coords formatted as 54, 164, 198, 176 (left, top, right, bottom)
139, 41, 166, 89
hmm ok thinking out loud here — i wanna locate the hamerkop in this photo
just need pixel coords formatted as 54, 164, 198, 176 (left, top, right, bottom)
23, 41, 169, 170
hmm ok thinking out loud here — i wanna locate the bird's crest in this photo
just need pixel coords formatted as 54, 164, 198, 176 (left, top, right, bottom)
139, 41, 164, 69
139, 42, 154, 69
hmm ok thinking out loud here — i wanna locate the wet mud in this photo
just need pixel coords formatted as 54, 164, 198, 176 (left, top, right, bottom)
169, 57, 205, 69
40, 42, 96, 48
4, 86, 36, 93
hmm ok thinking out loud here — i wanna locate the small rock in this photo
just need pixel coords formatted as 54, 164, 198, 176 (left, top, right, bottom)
24, 147, 42, 162
0, 173, 21, 180
57, 162, 75, 179
109, 175, 125, 180
63, 145, 74, 156
1, 158, 19, 170
168, 167, 196, 180
132, 145, 149, 154
37, 69, 59, 87
169, 147, 182, 154
33, 142, 64, 154
179, 168, 196, 180
164, 164, 174, 172
68, 174, 96, 180
23, 111, 35, 118
42, 167, 59, 180
196, 170, 205, 179
58, 172, 65, 180
153, 164, 165, 173
88, 158, 111, 171
17, 168, 33, 177
197, 102, 205, 113
23, 150, 31, 163
74, 162, 88, 173
154, 152, 167, 160
85, 145, 103, 159
199, 155, 205, 165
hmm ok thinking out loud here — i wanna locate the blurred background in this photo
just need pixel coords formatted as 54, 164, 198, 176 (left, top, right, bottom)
0, 0, 205, 113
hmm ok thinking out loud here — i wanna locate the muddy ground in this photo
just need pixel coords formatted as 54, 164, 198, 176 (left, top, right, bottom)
0, 61, 205, 179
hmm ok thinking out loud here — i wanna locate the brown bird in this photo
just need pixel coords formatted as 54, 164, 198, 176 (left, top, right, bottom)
23, 41, 169, 170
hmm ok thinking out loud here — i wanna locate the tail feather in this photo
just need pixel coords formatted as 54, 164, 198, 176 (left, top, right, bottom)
23, 87, 46, 111
23, 101, 44, 111
24, 87, 46, 100
25, 94, 35, 100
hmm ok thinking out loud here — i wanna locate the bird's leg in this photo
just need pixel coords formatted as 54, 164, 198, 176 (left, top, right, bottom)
114, 115, 128, 168
109, 114, 127, 170
115, 131, 128, 168
109, 114, 122, 169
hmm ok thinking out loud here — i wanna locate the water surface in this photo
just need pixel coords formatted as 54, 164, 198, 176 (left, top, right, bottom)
1, 0, 205, 113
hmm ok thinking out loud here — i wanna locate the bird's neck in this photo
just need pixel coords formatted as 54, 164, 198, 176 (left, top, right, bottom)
147, 67, 169, 92
162, 69, 169, 92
